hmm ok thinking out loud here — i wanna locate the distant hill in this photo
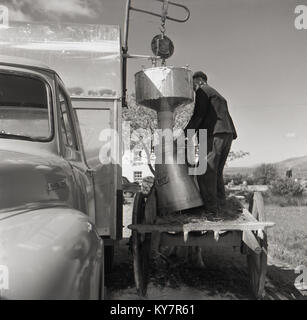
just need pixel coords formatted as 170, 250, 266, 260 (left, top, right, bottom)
275, 155, 307, 178
224, 166, 254, 176
226, 155, 307, 179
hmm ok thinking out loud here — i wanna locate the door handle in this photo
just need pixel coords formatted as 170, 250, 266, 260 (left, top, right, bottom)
47, 179, 68, 192
86, 168, 96, 177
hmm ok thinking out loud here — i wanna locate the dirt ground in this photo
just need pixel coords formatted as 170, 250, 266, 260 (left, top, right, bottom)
105, 199, 307, 300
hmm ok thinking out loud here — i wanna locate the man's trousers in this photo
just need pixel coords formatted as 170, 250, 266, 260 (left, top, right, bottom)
197, 133, 233, 213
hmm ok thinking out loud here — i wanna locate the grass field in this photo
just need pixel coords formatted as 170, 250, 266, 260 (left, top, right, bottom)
266, 205, 307, 267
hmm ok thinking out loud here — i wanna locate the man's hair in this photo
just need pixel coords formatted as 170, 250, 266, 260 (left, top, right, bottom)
193, 71, 208, 82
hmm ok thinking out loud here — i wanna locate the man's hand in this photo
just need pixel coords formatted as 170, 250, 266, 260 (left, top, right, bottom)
173, 128, 187, 141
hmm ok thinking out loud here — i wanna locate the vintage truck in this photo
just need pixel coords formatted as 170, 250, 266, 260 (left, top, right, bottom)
0, 22, 123, 299
0, 1, 191, 300
0, 56, 104, 299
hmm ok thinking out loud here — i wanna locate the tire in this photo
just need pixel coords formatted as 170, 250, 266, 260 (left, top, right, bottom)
132, 192, 151, 297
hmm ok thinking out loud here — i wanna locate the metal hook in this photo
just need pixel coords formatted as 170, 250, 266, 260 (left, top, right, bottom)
129, 0, 190, 23
161, 0, 169, 25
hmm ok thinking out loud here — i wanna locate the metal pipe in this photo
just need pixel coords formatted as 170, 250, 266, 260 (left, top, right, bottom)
130, 0, 190, 23
123, 54, 161, 60
123, 0, 131, 52
122, 0, 131, 108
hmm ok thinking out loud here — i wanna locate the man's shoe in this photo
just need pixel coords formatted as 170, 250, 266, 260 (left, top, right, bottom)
204, 209, 219, 221
180, 206, 206, 216
217, 197, 243, 220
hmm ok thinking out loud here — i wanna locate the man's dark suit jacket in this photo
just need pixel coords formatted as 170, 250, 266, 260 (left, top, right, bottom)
185, 84, 237, 139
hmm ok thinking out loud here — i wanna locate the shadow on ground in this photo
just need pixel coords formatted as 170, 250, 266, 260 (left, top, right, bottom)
266, 264, 306, 300
105, 239, 306, 300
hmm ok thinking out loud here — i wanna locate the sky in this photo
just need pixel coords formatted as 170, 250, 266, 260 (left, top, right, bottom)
2, 0, 307, 166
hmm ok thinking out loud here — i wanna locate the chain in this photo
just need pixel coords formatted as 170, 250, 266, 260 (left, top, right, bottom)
160, 23, 166, 38
160, 0, 169, 66
160, 0, 169, 39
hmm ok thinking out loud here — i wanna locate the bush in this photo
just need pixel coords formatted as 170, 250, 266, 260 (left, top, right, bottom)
264, 178, 307, 207
264, 194, 307, 207
224, 173, 250, 185
270, 178, 304, 197
246, 176, 256, 186
253, 163, 278, 185
224, 173, 255, 186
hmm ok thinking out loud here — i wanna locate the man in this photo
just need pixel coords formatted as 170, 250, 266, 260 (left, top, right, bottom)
184, 71, 237, 215
286, 167, 293, 178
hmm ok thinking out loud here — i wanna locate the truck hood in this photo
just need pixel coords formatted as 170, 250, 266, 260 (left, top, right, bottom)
0, 149, 74, 212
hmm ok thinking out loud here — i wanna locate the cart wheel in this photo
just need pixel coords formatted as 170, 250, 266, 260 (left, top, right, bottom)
247, 192, 268, 299
132, 192, 151, 297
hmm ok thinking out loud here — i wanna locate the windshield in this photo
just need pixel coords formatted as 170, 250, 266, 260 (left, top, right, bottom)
0, 72, 51, 141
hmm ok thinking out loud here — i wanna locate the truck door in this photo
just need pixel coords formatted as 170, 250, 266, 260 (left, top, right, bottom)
56, 83, 96, 222
71, 97, 122, 240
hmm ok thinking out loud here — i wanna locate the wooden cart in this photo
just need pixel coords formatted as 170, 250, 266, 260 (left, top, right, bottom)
128, 191, 275, 299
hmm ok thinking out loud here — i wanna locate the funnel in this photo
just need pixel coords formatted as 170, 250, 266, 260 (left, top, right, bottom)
135, 66, 204, 215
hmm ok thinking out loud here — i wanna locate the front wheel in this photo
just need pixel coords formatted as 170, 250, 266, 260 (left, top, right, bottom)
132, 192, 151, 297
247, 192, 268, 299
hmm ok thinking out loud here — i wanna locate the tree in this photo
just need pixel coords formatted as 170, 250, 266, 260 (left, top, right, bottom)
123, 94, 195, 133
123, 95, 250, 169
227, 150, 250, 163
173, 103, 194, 130
122, 94, 157, 135
253, 163, 279, 185
88, 88, 116, 97
67, 86, 84, 96
122, 94, 157, 173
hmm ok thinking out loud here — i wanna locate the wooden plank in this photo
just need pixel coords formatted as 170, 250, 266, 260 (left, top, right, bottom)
242, 209, 258, 222
128, 220, 275, 233
243, 210, 265, 240
129, 205, 275, 234
254, 192, 266, 221
249, 193, 266, 239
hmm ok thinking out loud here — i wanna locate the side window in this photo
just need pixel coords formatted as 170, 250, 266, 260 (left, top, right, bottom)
58, 88, 77, 150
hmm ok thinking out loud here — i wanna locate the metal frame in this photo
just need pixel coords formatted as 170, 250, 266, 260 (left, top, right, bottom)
122, 0, 191, 108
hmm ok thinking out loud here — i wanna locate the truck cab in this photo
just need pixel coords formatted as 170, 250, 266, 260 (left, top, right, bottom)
0, 22, 123, 300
